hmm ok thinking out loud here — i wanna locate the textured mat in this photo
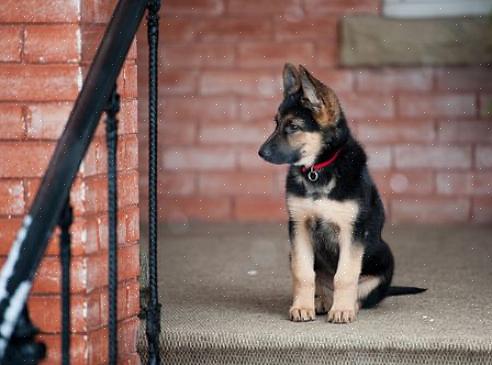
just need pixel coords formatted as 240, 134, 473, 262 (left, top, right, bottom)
138, 224, 492, 364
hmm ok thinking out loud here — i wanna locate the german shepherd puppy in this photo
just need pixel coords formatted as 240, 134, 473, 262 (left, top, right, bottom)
258, 64, 426, 324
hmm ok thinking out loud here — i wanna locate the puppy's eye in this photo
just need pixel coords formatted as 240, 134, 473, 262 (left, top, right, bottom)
285, 124, 300, 134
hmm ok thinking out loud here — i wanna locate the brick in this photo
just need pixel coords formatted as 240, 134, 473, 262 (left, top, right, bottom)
160, 69, 198, 95
32, 256, 87, 294
237, 146, 288, 172
436, 67, 492, 92
124, 205, 140, 243
234, 196, 286, 221
339, 94, 395, 119
0, 104, 24, 139
26, 102, 72, 140
357, 120, 435, 143
200, 70, 280, 97
274, 18, 337, 41
161, 17, 197, 42
23, 178, 40, 209
119, 100, 138, 135
119, 353, 140, 365
81, 24, 105, 64
365, 145, 392, 170
118, 245, 139, 281
198, 172, 275, 196
163, 147, 235, 171
472, 172, 492, 196
239, 99, 276, 122
122, 63, 137, 98
0, 142, 54, 177
316, 43, 338, 67
0, 0, 79, 23
84, 171, 139, 213
88, 327, 109, 364
118, 318, 139, 355
372, 170, 434, 196
160, 196, 232, 221
39, 333, 87, 365
398, 94, 476, 118
438, 120, 492, 143
304, 0, 380, 15
197, 18, 273, 42
0, 65, 80, 101
395, 145, 472, 169
81, 0, 117, 23
301, 68, 354, 93
78, 139, 105, 177
155, 121, 197, 145
166, 0, 224, 15
125, 280, 140, 318
237, 42, 315, 68
95, 210, 131, 250
436, 172, 473, 195
198, 122, 269, 144
0, 26, 22, 62
24, 25, 80, 63
0, 180, 24, 215
475, 145, 492, 168
87, 290, 101, 330
29, 295, 87, 333
480, 94, 492, 118
87, 251, 108, 291
228, 0, 302, 16
127, 39, 137, 61
122, 135, 139, 171
157, 172, 196, 195
0, 218, 22, 255
356, 68, 433, 93
69, 217, 95, 256
391, 197, 470, 223
472, 198, 492, 223
100, 285, 130, 327
163, 44, 235, 68
162, 96, 237, 123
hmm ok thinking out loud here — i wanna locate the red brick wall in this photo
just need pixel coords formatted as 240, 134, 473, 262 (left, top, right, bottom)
139, 0, 492, 224
0, 1, 140, 364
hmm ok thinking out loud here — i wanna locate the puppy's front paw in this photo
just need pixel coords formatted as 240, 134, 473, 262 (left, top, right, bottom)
289, 306, 315, 322
327, 307, 357, 324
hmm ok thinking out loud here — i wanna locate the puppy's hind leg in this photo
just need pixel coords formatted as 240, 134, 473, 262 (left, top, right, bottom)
358, 275, 390, 309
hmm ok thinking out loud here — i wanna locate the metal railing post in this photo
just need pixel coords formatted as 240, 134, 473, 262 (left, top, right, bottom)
146, 1, 162, 364
105, 87, 121, 365
59, 200, 73, 365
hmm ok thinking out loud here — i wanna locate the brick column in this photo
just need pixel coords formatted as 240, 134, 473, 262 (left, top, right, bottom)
0, 1, 140, 364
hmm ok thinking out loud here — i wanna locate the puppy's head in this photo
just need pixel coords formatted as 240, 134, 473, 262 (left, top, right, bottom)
258, 63, 343, 166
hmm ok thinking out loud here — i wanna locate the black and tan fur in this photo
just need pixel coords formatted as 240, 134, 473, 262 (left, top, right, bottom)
258, 64, 426, 324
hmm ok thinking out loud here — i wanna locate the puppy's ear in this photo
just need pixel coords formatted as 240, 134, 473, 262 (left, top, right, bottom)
298, 65, 340, 126
282, 63, 301, 97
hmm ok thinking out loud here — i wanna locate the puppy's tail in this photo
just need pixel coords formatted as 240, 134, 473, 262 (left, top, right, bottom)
387, 286, 427, 297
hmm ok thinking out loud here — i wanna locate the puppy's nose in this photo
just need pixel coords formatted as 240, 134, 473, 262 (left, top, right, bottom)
258, 146, 271, 159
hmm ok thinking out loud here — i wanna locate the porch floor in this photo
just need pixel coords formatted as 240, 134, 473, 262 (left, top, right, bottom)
138, 224, 492, 364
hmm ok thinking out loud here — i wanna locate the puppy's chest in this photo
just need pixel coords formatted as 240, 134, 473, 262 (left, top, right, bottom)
287, 194, 359, 235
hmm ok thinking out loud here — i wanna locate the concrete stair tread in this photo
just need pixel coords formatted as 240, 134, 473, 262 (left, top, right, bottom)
139, 224, 492, 364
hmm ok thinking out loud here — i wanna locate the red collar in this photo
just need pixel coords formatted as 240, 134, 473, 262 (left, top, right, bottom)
301, 149, 341, 174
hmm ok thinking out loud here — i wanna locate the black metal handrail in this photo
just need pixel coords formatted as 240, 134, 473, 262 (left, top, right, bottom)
0, 0, 161, 364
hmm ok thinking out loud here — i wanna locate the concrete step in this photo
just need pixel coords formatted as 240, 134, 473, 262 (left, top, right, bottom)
138, 223, 492, 364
